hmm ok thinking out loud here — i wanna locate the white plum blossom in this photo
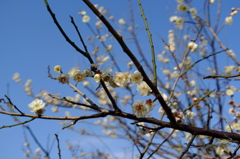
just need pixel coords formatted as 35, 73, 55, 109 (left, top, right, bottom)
188, 41, 198, 52
225, 16, 233, 25
132, 100, 149, 118
209, 0, 215, 4
82, 15, 90, 23
189, 8, 197, 15
185, 110, 195, 119
94, 74, 101, 83
131, 71, 143, 84
73, 70, 86, 82
137, 81, 152, 96
177, 3, 188, 12
78, 11, 86, 15
226, 89, 234, 96
12, 73, 21, 83
28, 99, 46, 115
57, 74, 69, 84
84, 69, 93, 77
113, 71, 131, 87
118, 18, 126, 25
54, 65, 61, 73
145, 99, 155, 112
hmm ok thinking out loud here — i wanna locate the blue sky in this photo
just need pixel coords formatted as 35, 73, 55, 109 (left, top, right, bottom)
1, 0, 240, 158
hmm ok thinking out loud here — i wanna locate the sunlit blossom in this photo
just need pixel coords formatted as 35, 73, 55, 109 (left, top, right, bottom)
177, 3, 188, 12
131, 71, 143, 84
132, 100, 149, 118
94, 74, 101, 83
54, 65, 61, 73
189, 8, 197, 15
78, 11, 86, 15
225, 16, 233, 25
82, 15, 90, 23
28, 99, 46, 115
73, 70, 86, 82
188, 41, 198, 52
57, 74, 69, 84
113, 71, 131, 87
137, 81, 152, 96
118, 18, 126, 25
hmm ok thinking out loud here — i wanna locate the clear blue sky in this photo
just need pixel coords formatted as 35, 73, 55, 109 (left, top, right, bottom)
1, 0, 240, 158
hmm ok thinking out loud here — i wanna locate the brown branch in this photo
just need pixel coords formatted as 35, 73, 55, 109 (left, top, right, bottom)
2, 110, 240, 142
203, 73, 240, 79
82, 0, 177, 126
179, 134, 197, 159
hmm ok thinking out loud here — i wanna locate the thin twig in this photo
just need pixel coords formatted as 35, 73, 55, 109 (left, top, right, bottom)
178, 134, 196, 159
138, 0, 157, 86
43, 0, 94, 64
55, 134, 62, 159
0, 117, 35, 129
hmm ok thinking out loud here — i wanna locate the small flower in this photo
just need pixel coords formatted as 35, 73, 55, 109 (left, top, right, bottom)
176, 0, 183, 3
68, 67, 80, 77
106, 45, 112, 52
132, 100, 149, 118
177, 3, 188, 12
189, 8, 197, 15
54, 65, 61, 73
102, 68, 112, 82
145, 99, 155, 111
113, 71, 131, 87
73, 70, 86, 82
137, 81, 152, 96
209, 0, 215, 4
225, 16, 233, 25
185, 110, 195, 119
82, 15, 90, 23
229, 108, 235, 115
12, 73, 21, 83
94, 74, 101, 83
131, 71, 143, 84
57, 74, 69, 84
78, 11, 86, 15
226, 89, 234, 96
84, 69, 93, 77
28, 99, 46, 115
188, 41, 198, 52
170, 16, 178, 22
118, 18, 126, 25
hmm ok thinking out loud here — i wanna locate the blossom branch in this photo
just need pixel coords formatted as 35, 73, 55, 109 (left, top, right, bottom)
82, 0, 177, 126
2, 109, 240, 141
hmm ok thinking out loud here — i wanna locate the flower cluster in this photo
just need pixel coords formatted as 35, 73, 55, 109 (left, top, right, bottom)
206, 140, 231, 156
225, 8, 240, 25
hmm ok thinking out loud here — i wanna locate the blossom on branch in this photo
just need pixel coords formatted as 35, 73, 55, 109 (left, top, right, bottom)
132, 100, 149, 118
57, 74, 69, 84
137, 81, 152, 96
131, 71, 143, 84
28, 99, 46, 115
